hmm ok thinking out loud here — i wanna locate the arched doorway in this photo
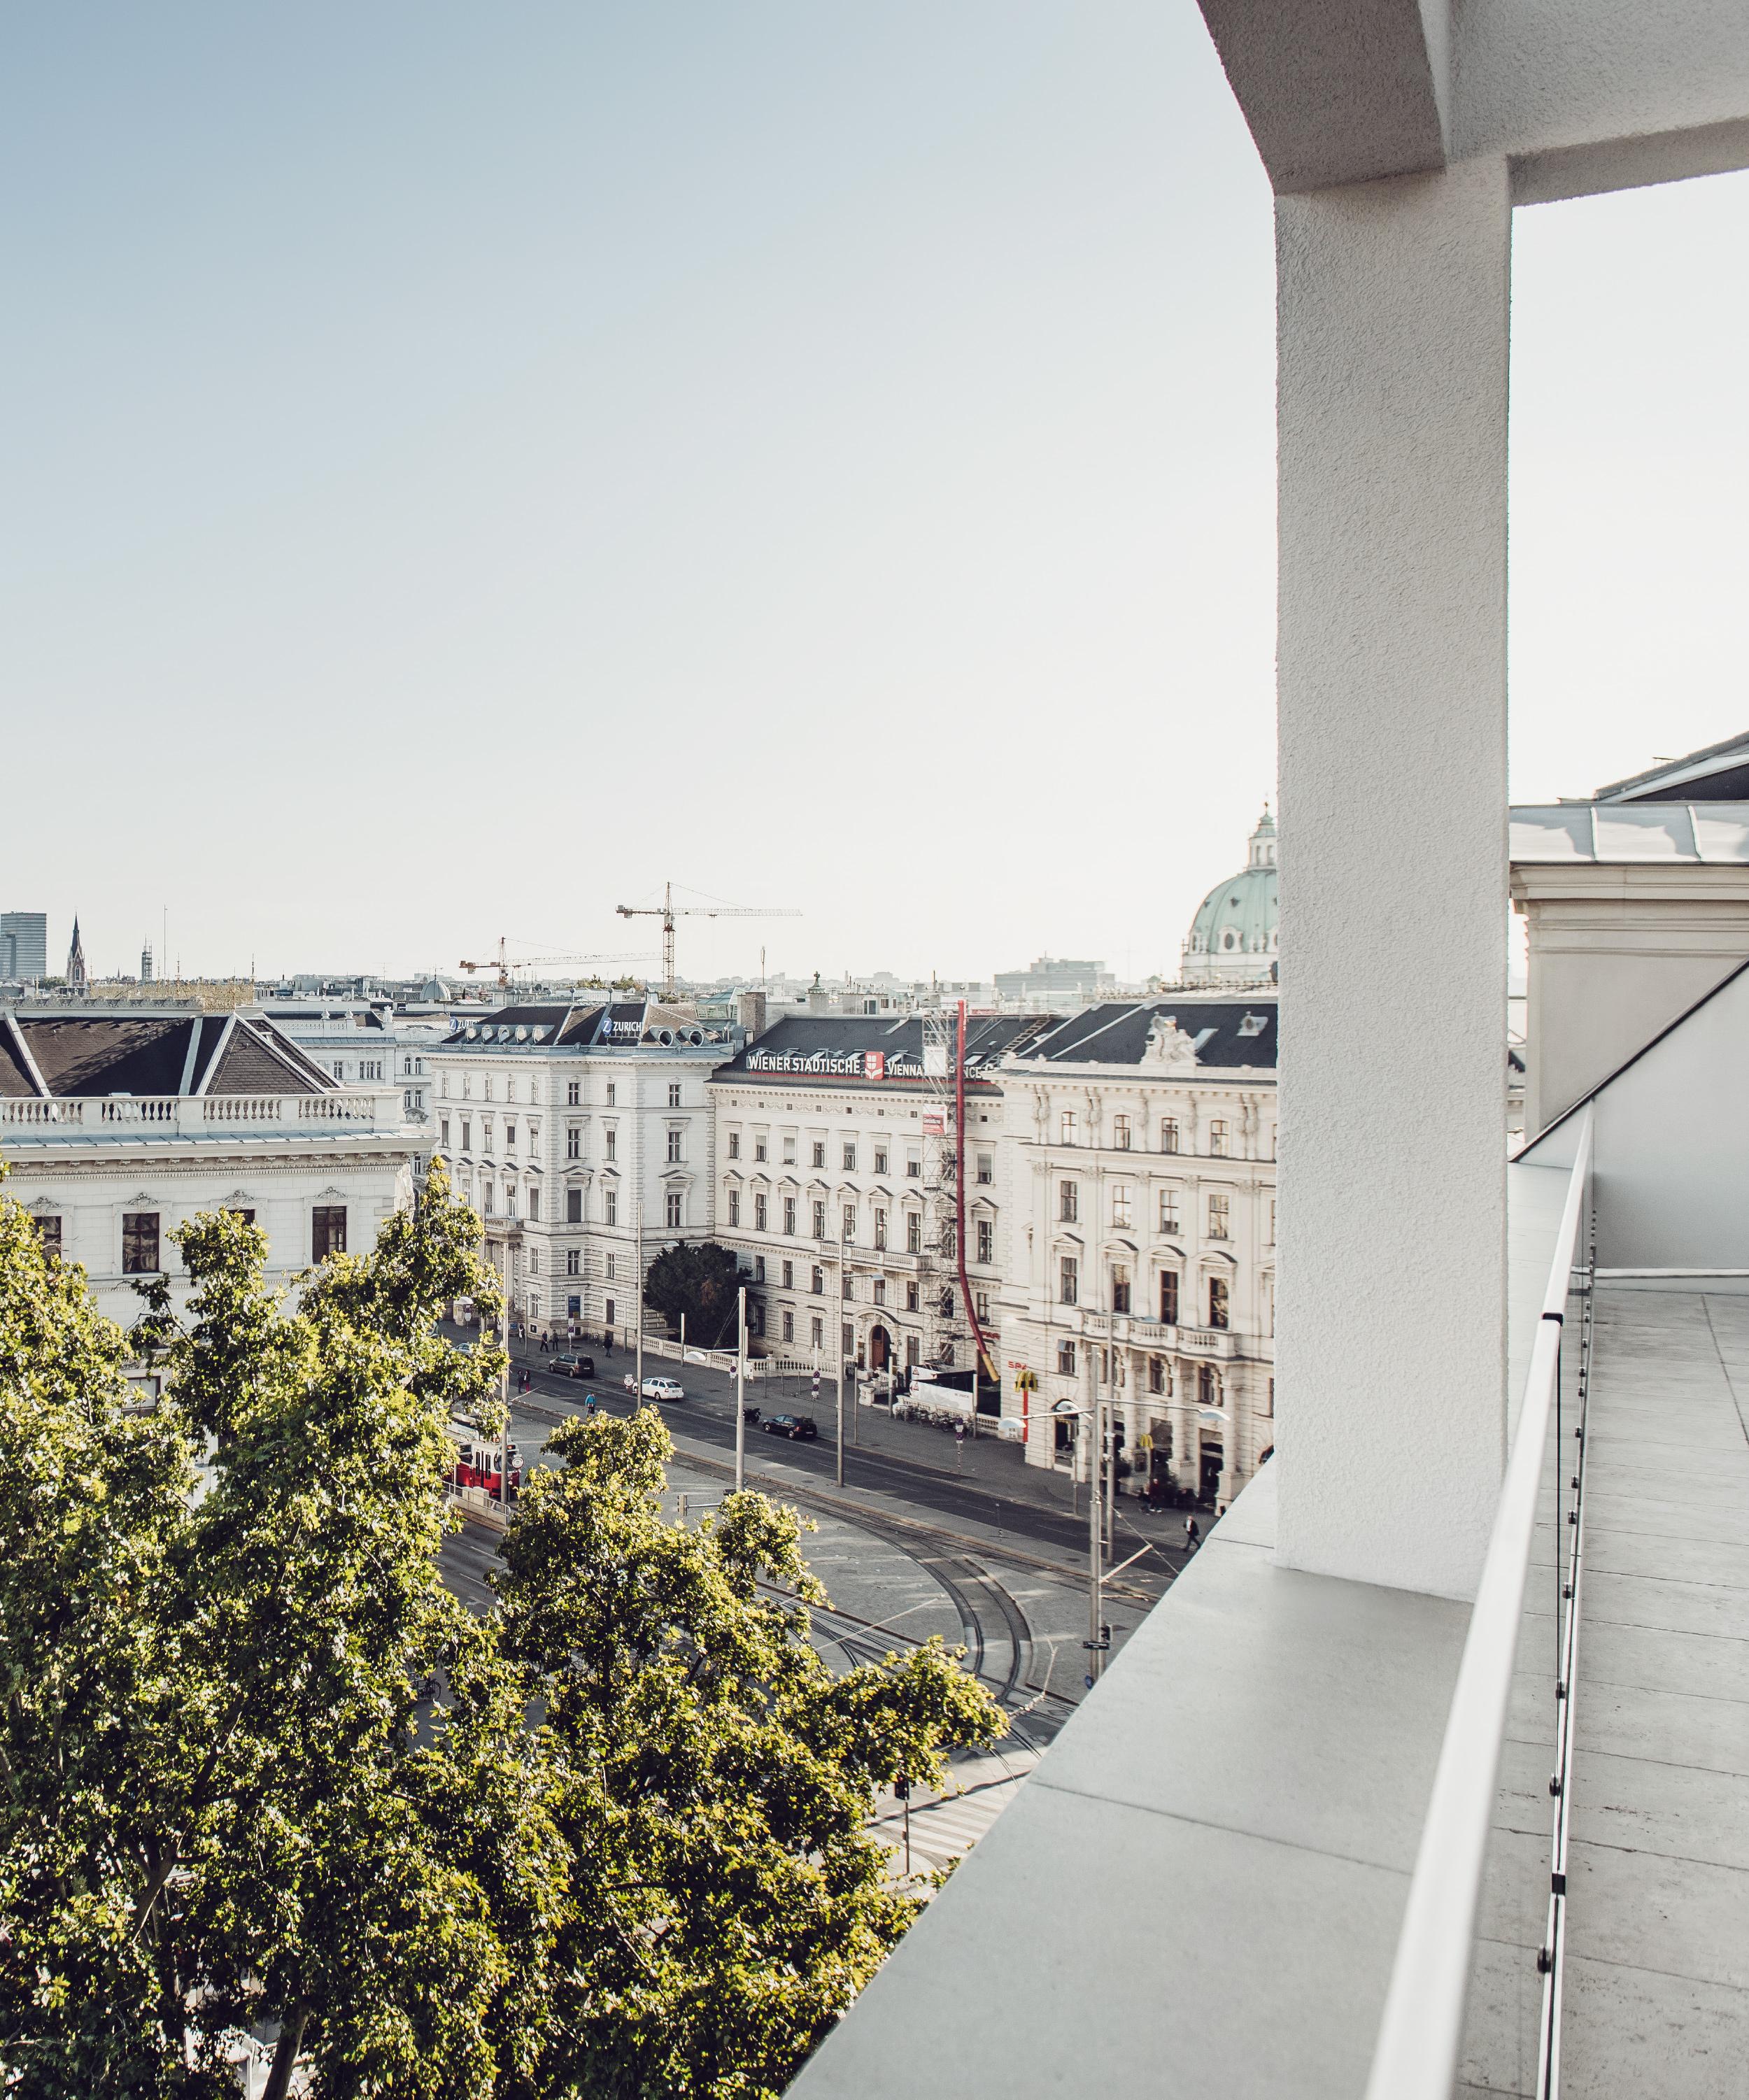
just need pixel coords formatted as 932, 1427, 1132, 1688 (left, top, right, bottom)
868, 1324, 891, 1372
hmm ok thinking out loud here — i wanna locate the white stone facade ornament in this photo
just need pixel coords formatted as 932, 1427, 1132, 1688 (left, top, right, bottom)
1145, 1014, 1200, 1068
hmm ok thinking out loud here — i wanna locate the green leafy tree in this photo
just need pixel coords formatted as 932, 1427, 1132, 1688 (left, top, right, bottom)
495, 1408, 1004, 2099
0, 1161, 566, 2099
0, 1162, 1002, 2100
641, 1241, 743, 1349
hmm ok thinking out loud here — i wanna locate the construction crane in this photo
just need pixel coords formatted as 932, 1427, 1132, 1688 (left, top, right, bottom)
616, 884, 801, 1000
458, 937, 655, 993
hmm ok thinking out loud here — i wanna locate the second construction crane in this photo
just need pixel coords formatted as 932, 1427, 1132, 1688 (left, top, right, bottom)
616, 883, 800, 1000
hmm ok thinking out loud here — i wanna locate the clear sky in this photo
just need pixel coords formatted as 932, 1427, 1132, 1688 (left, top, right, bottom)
4, 7, 1747, 986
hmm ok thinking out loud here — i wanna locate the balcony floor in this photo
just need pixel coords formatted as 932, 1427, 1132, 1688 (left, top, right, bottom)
1463, 1285, 1749, 2099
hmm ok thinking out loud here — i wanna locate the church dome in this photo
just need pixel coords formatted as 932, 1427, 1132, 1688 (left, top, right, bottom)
1180, 809, 1278, 984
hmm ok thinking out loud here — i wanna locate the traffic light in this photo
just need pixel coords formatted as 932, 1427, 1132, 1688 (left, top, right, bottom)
893, 1776, 912, 1801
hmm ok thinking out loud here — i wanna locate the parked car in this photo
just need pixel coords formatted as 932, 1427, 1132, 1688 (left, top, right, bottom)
760, 1413, 818, 1441
552, 1354, 595, 1379
640, 1376, 686, 1402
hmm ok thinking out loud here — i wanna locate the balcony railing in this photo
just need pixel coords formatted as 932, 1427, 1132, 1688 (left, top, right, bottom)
0, 1091, 397, 1135
1364, 1105, 1594, 2100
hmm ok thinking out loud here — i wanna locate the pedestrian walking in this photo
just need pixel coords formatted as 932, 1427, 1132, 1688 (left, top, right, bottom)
1184, 1515, 1201, 1552
539, 1331, 548, 1354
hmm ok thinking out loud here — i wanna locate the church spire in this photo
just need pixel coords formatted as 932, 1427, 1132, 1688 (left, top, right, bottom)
66, 918, 88, 995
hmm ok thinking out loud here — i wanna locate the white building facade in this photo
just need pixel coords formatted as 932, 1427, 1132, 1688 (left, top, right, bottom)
707, 1014, 1053, 1381
996, 995, 1277, 1510
262, 1000, 450, 1149
0, 1007, 416, 1325
424, 997, 735, 1338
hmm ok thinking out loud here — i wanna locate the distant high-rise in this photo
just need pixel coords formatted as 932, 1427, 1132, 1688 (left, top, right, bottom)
1, 911, 48, 984
66, 918, 88, 995
141, 942, 155, 983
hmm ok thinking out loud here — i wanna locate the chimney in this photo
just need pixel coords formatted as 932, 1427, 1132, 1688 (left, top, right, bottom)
737, 989, 767, 1039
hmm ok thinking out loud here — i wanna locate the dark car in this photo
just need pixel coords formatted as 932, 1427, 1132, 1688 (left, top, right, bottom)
552, 1354, 595, 1379
760, 1413, 818, 1441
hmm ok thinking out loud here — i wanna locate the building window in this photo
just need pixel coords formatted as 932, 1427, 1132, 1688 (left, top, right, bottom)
1060, 1109, 1077, 1145
506, 1122, 518, 1151
669, 1082, 681, 1108
905, 1333, 921, 1368
567, 1189, 583, 1224
906, 1280, 920, 1312
811, 1314, 823, 1350
566, 1249, 581, 1276
1160, 1270, 1180, 1325
976, 1218, 993, 1265
1112, 1114, 1131, 1151
781, 1308, 795, 1342
482, 1183, 495, 1216
441, 1075, 451, 1100
1111, 1263, 1131, 1314
312, 1207, 347, 1262
812, 1141, 826, 1168
462, 1076, 472, 1100
783, 1197, 797, 1235
1209, 1119, 1230, 1158
1111, 1184, 1132, 1229
842, 1272, 853, 1301
1149, 1356, 1167, 1394
1058, 1179, 1078, 1223
906, 1212, 921, 1255
1059, 1255, 1079, 1305
755, 1194, 769, 1232
528, 1120, 539, 1147
1160, 1118, 1179, 1154
1201, 1363, 1222, 1407
874, 1146, 889, 1175
567, 1080, 581, 1106
605, 1083, 616, 1107
483, 1078, 495, 1102
528, 1189, 540, 1221
724, 1130, 740, 1161
906, 1150, 921, 1178
666, 1192, 683, 1230
872, 1279, 886, 1307
567, 1126, 581, 1158
121, 1212, 160, 1275
1208, 1193, 1231, 1239
1057, 1338, 1077, 1377
873, 1209, 887, 1251
607, 1253, 617, 1279
842, 1142, 857, 1171
842, 1322, 854, 1356
605, 1128, 617, 1163
667, 1129, 682, 1163
604, 1190, 618, 1227
976, 1151, 993, 1184
754, 1136, 768, 1163
605, 1296, 616, 1328
780, 1258, 794, 1289
1160, 1189, 1180, 1235
36, 1216, 64, 1256
813, 1200, 827, 1240
811, 1264, 824, 1293
1209, 1275, 1230, 1329
755, 1254, 768, 1283
975, 1289, 990, 1321
728, 1190, 741, 1227
842, 1204, 856, 1243
460, 1120, 473, 1151
1268, 1200, 1276, 1246
783, 1135, 797, 1165
527, 1247, 539, 1273
440, 1116, 451, 1147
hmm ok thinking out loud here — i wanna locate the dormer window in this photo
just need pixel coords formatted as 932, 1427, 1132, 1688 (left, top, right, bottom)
1238, 1013, 1266, 1038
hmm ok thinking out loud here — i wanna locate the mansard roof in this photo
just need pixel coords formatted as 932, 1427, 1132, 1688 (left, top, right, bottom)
441, 995, 733, 1049
0, 1010, 334, 1098
1017, 998, 1279, 1071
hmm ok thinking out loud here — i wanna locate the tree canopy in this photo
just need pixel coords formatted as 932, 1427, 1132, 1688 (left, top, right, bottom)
640, 1241, 744, 1351
0, 1162, 1001, 2097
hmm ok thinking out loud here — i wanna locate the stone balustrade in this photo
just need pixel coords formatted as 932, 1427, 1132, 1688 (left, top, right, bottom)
0, 1091, 397, 1136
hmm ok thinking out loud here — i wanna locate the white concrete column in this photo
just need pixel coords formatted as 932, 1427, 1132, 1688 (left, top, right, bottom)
1275, 159, 1511, 1598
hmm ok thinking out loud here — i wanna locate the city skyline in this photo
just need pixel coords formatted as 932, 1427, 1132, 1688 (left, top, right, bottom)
6, 9, 1748, 983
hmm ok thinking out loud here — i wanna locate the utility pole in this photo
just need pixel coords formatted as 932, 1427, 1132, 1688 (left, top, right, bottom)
635, 1193, 644, 1403
735, 1286, 747, 1491
840, 1216, 853, 1459
498, 1310, 511, 1517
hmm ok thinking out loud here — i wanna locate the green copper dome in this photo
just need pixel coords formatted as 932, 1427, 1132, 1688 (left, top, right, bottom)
1182, 808, 1278, 981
